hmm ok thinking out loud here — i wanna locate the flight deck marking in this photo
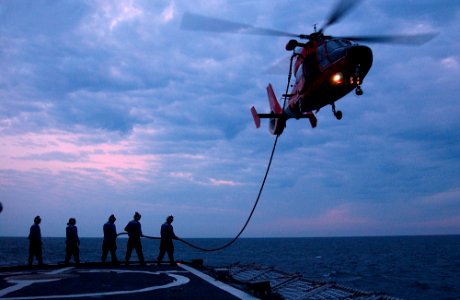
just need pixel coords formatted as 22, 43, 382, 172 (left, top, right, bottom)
0, 267, 74, 298
179, 264, 258, 300
0, 267, 189, 299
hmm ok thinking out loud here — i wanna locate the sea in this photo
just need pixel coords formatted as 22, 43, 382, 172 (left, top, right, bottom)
1, 235, 459, 300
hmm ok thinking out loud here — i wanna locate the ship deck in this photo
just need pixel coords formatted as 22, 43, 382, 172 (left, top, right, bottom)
0, 262, 254, 299
0, 261, 402, 299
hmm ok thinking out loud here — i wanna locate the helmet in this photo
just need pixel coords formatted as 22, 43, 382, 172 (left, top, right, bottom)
67, 218, 76, 225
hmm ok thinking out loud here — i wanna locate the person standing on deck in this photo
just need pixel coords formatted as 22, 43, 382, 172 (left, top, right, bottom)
102, 214, 118, 264
157, 215, 178, 266
65, 218, 80, 265
124, 212, 145, 265
28, 216, 43, 266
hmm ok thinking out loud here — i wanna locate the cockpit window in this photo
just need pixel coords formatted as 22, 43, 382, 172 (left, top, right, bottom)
326, 39, 351, 64
327, 40, 340, 53
329, 39, 354, 50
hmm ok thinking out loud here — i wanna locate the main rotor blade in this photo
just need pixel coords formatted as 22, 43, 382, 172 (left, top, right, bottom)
181, 12, 299, 38
338, 32, 438, 45
320, 0, 363, 33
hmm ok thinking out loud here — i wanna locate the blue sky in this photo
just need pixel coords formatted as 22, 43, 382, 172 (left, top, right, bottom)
0, 0, 459, 238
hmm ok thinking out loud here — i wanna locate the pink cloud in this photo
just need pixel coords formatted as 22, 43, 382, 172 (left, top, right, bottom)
0, 130, 159, 184
161, 1, 175, 23
169, 172, 194, 181
169, 172, 242, 187
411, 215, 460, 233
209, 178, 242, 187
274, 204, 377, 235
420, 188, 460, 205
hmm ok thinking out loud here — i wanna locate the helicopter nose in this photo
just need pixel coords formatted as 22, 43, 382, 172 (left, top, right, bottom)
346, 45, 373, 68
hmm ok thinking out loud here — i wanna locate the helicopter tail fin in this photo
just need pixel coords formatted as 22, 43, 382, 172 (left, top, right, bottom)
250, 84, 285, 135
267, 83, 283, 115
251, 106, 261, 128
267, 84, 285, 135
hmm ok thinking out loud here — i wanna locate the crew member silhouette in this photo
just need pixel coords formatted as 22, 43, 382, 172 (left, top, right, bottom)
102, 214, 118, 264
124, 212, 145, 265
65, 218, 80, 265
157, 215, 178, 266
28, 216, 43, 266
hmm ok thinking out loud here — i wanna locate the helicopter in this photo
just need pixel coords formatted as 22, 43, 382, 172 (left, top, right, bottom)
181, 0, 437, 135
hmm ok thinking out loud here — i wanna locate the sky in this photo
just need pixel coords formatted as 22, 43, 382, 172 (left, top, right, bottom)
0, 0, 459, 238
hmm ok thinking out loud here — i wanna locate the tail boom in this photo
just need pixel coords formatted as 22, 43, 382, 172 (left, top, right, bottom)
250, 83, 317, 135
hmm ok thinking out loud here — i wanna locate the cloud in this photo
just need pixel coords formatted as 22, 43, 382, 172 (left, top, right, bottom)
0, 129, 160, 184
209, 178, 242, 187
306, 204, 375, 228
420, 188, 460, 205
109, 0, 143, 31
419, 214, 460, 231
168, 171, 244, 187
80, 0, 143, 35
253, 203, 379, 237
0, 0, 459, 238
441, 56, 460, 70
161, 1, 175, 23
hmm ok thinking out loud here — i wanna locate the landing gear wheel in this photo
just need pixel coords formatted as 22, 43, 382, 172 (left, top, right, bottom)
335, 110, 343, 120
331, 103, 343, 120
356, 86, 363, 96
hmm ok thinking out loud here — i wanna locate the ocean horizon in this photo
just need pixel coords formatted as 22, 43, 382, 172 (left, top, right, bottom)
1, 235, 459, 300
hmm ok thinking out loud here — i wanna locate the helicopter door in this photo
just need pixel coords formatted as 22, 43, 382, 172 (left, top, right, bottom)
302, 50, 319, 85
317, 43, 331, 71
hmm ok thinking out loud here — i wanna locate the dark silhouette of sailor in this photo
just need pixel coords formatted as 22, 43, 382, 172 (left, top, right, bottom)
102, 214, 118, 264
157, 215, 178, 266
124, 212, 145, 264
65, 217, 80, 265
28, 216, 43, 266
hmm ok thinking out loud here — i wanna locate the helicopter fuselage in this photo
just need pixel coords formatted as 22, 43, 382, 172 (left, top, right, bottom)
284, 38, 373, 118
182, 4, 435, 135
